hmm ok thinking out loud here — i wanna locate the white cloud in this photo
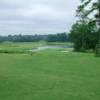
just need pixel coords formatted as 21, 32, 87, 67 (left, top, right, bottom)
0, 0, 80, 35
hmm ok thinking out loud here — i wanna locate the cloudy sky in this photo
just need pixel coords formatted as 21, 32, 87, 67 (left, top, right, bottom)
0, 0, 80, 35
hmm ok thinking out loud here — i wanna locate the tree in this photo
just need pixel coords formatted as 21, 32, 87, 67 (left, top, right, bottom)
46, 33, 68, 42
77, 0, 100, 32
69, 21, 98, 51
77, 0, 100, 55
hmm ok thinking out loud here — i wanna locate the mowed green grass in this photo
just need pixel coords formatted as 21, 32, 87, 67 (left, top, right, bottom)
0, 50, 100, 100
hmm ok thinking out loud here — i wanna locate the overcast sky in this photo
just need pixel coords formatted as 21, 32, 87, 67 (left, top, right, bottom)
0, 0, 80, 35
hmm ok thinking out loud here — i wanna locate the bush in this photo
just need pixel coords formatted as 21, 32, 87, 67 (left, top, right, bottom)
0, 49, 26, 54
95, 43, 100, 57
80, 47, 86, 52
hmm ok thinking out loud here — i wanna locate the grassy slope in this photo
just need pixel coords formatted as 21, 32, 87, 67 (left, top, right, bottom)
0, 50, 100, 100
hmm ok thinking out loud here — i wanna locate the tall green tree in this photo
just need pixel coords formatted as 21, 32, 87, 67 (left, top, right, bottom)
77, 0, 100, 30
77, 0, 100, 56
69, 21, 98, 51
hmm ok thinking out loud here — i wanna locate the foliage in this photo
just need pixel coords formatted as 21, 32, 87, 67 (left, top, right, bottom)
46, 33, 68, 42
0, 33, 69, 43
77, 0, 100, 23
69, 0, 100, 52
69, 22, 99, 51
77, 0, 100, 41
0, 34, 47, 42
95, 43, 100, 56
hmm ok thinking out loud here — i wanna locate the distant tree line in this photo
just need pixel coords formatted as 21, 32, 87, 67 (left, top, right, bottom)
0, 34, 46, 42
46, 33, 68, 42
0, 32, 69, 42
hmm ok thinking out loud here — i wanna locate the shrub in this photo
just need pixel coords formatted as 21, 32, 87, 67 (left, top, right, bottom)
95, 43, 100, 57
80, 47, 86, 52
0, 49, 26, 54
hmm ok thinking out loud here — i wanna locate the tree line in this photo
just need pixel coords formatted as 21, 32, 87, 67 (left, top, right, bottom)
0, 32, 69, 42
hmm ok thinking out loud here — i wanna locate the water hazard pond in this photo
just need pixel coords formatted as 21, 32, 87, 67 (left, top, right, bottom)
30, 45, 73, 52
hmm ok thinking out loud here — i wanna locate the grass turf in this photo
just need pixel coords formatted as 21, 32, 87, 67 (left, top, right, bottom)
0, 50, 100, 100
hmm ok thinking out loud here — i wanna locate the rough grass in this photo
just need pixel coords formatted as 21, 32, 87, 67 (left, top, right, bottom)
0, 50, 100, 100
0, 42, 72, 54
0, 42, 42, 54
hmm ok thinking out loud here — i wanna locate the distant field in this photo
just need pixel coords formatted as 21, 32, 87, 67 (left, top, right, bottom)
0, 47, 100, 100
